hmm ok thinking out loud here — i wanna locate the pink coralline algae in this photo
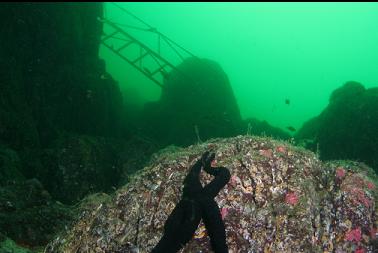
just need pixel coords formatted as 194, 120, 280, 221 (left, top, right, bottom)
345, 227, 362, 242
230, 175, 239, 188
285, 191, 299, 206
349, 175, 366, 188
349, 187, 372, 208
220, 207, 229, 220
276, 146, 286, 153
336, 167, 346, 179
355, 247, 365, 253
367, 181, 376, 190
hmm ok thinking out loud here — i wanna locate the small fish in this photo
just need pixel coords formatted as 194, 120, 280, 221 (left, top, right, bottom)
286, 126, 296, 132
285, 99, 290, 105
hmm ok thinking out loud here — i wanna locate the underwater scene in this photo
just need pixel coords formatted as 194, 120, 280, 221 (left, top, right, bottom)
1, 2, 378, 253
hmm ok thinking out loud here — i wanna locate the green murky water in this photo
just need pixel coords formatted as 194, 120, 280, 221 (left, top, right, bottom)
100, 2, 378, 131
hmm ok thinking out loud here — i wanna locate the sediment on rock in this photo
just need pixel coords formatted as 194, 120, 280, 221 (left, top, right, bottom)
45, 136, 378, 253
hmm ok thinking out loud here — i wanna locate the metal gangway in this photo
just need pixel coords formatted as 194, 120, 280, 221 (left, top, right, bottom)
99, 3, 197, 88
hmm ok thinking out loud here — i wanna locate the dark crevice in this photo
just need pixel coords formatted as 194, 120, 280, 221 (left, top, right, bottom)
134, 215, 141, 246
311, 215, 317, 248
235, 141, 242, 153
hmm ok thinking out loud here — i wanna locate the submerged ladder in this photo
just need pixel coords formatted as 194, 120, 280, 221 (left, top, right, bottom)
99, 3, 197, 88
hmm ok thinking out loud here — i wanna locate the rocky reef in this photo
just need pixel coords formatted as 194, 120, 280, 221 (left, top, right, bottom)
45, 135, 377, 253
243, 117, 291, 140
0, 3, 127, 250
0, 178, 74, 249
140, 57, 243, 147
40, 134, 122, 204
2, 3, 377, 253
296, 81, 378, 173
0, 237, 34, 253
0, 3, 125, 203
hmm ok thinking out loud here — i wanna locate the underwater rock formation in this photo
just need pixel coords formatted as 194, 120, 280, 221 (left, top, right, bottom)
40, 134, 122, 204
0, 145, 24, 185
296, 81, 378, 173
243, 117, 291, 140
117, 135, 160, 186
0, 237, 34, 253
140, 57, 243, 147
0, 3, 125, 201
0, 3, 128, 246
45, 135, 377, 253
0, 178, 74, 247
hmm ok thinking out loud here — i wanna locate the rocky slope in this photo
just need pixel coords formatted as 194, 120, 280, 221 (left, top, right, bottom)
45, 135, 378, 253
296, 81, 378, 174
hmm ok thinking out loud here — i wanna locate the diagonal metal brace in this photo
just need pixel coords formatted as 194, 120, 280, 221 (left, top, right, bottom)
99, 18, 194, 89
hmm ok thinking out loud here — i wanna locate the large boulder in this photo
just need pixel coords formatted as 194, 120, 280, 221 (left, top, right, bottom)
117, 135, 161, 186
41, 134, 122, 204
0, 178, 73, 247
45, 136, 377, 252
243, 117, 291, 140
140, 57, 243, 147
296, 81, 378, 173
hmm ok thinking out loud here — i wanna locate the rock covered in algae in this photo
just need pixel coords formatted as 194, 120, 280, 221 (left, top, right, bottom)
45, 136, 378, 253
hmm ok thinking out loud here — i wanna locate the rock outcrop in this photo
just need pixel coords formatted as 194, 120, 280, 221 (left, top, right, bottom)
0, 3, 126, 247
41, 134, 122, 204
296, 81, 378, 173
0, 145, 24, 185
0, 3, 124, 202
0, 179, 73, 247
243, 117, 291, 140
46, 136, 378, 253
140, 57, 243, 147
0, 237, 34, 253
